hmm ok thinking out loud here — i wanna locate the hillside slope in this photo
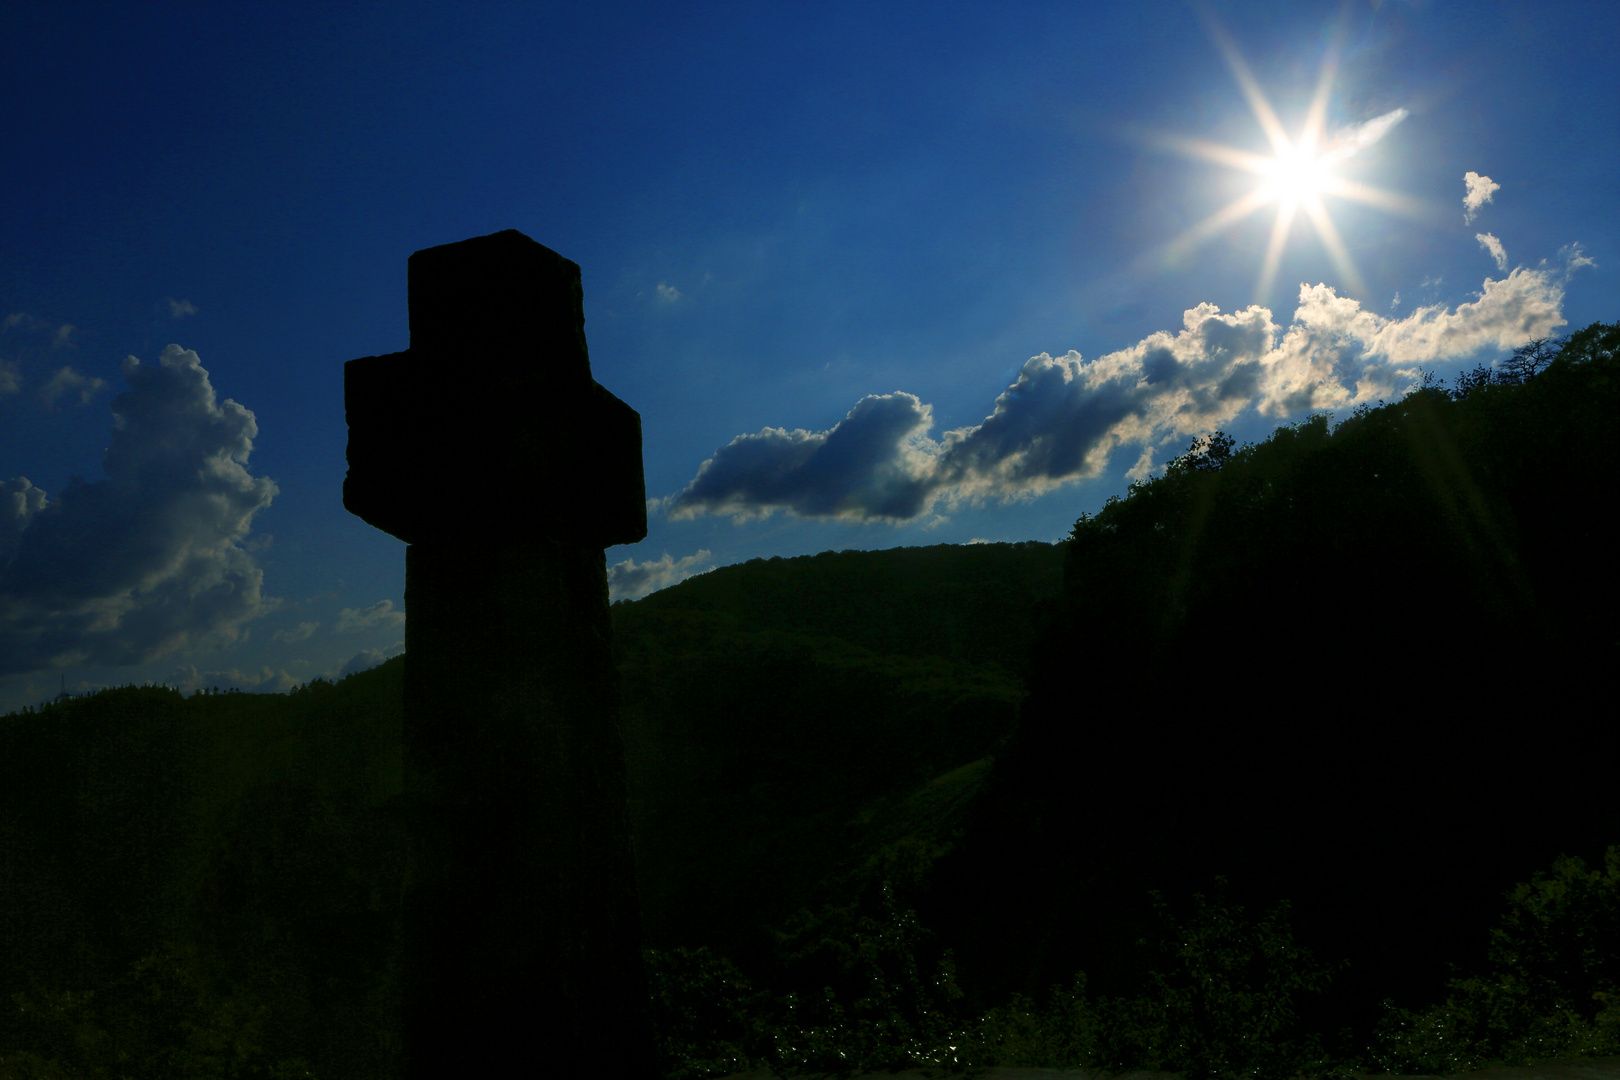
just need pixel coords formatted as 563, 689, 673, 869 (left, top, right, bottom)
920, 322, 1620, 1055
611, 541, 1063, 961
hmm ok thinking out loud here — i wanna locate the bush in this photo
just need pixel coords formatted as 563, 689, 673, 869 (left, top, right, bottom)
650, 873, 1354, 1080
755, 878, 969, 1078
1081, 878, 1350, 1080
942, 973, 1104, 1070
644, 945, 778, 1080
1, 940, 315, 1080
1364, 846, 1620, 1073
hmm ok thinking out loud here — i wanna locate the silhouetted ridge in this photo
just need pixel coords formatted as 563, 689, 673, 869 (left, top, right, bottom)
611, 541, 1062, 971
615, 540, 1063, 680
921, 321, 1620, 1055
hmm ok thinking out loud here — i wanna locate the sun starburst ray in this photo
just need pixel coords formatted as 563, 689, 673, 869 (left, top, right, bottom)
1153, 134, 1276, 176
1161, 187, 1277, 265
1200, 14, 1293, 157
1301, 194, 1366, 296
1255, 199, 1299, 302
1313, 176, 1428, 218
1138, 11, 1414, 304
1297, 27, 1345, 156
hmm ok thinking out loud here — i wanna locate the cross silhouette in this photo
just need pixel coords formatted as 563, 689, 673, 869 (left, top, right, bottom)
344, 230, 658, 1077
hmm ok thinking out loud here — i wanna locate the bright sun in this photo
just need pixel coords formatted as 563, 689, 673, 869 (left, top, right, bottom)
1149, 14, 1420, 302
1264, 146, 1330, 204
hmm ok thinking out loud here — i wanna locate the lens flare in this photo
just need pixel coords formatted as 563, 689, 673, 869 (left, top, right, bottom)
1143, 12, 1423, 303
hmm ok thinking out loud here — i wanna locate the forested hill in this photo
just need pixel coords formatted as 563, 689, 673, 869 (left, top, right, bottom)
5, 328, 1617, 1079
608, 540, 1064, 963
611, 539, 1064, 682
0, 541, 1067, 1079
921, 320, 1620, 1053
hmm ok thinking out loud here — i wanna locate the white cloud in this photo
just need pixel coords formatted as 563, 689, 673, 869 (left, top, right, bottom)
0, 359, 19, 397
608, 549, 713, 602
167, 298, 198, 318
668, 252, 1580, 524
1322, 107, 1408, 164
334, 599, 405, 632
1559, 242, 1597, 277
655, 282, 681, 302
0, 344, 279, 676
1463, 171, 1499, 224
36, 365, 108, 409
1123, 444, 1158, 482
1476, 232, 1508, 271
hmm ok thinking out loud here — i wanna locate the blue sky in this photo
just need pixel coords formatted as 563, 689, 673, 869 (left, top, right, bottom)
2, 0, 1615, 710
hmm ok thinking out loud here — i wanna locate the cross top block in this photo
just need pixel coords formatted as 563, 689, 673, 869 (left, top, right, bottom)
343, 230, 648, 548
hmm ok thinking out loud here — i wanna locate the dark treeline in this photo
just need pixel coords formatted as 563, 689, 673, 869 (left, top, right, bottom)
921, 321, 1620, 1057
0, 669, 406, 1079
612, 539, 1062, 960
0, 542, 1062, 1079
0, 323, 1616, 1079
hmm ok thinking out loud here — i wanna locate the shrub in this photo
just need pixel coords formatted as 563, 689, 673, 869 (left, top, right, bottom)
1080, 877, 1350, 1080
943, 972, 1104, 1070
755, 878, 969, 1078
649, 873, 1355, 1080
1, 941, 315, 1080
644, 945, 778, 1080
1364, 846, 1620, 1073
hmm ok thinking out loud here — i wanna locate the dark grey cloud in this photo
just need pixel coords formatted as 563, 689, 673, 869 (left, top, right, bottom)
668, 391, 939, 522
0, 344, 279, 675
666, 264, 1576, 524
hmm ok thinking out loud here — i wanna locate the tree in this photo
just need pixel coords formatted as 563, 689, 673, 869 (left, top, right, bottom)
1500, 337, 1562, 383
1166, 431, 1236, 474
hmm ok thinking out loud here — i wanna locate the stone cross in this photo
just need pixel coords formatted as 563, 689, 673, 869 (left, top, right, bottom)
343, 230, 659, 1077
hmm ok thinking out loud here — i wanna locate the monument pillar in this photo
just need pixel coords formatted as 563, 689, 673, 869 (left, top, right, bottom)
343, 230, 659, 1077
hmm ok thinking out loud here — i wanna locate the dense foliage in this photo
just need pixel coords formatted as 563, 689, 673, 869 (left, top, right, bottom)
0, 544, 1059, 1079
612, 541, 1059, 962
1, 324, 1616, 1078
918, 320, 1620, 1059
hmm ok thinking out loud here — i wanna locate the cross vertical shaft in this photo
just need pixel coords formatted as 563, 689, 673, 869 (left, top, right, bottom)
343, 230, 657, 1077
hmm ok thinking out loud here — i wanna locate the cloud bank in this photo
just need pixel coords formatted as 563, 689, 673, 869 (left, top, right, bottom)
668, 260, 1574, 525
0, 344, 279, 676
1464, 171, 1499, 223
